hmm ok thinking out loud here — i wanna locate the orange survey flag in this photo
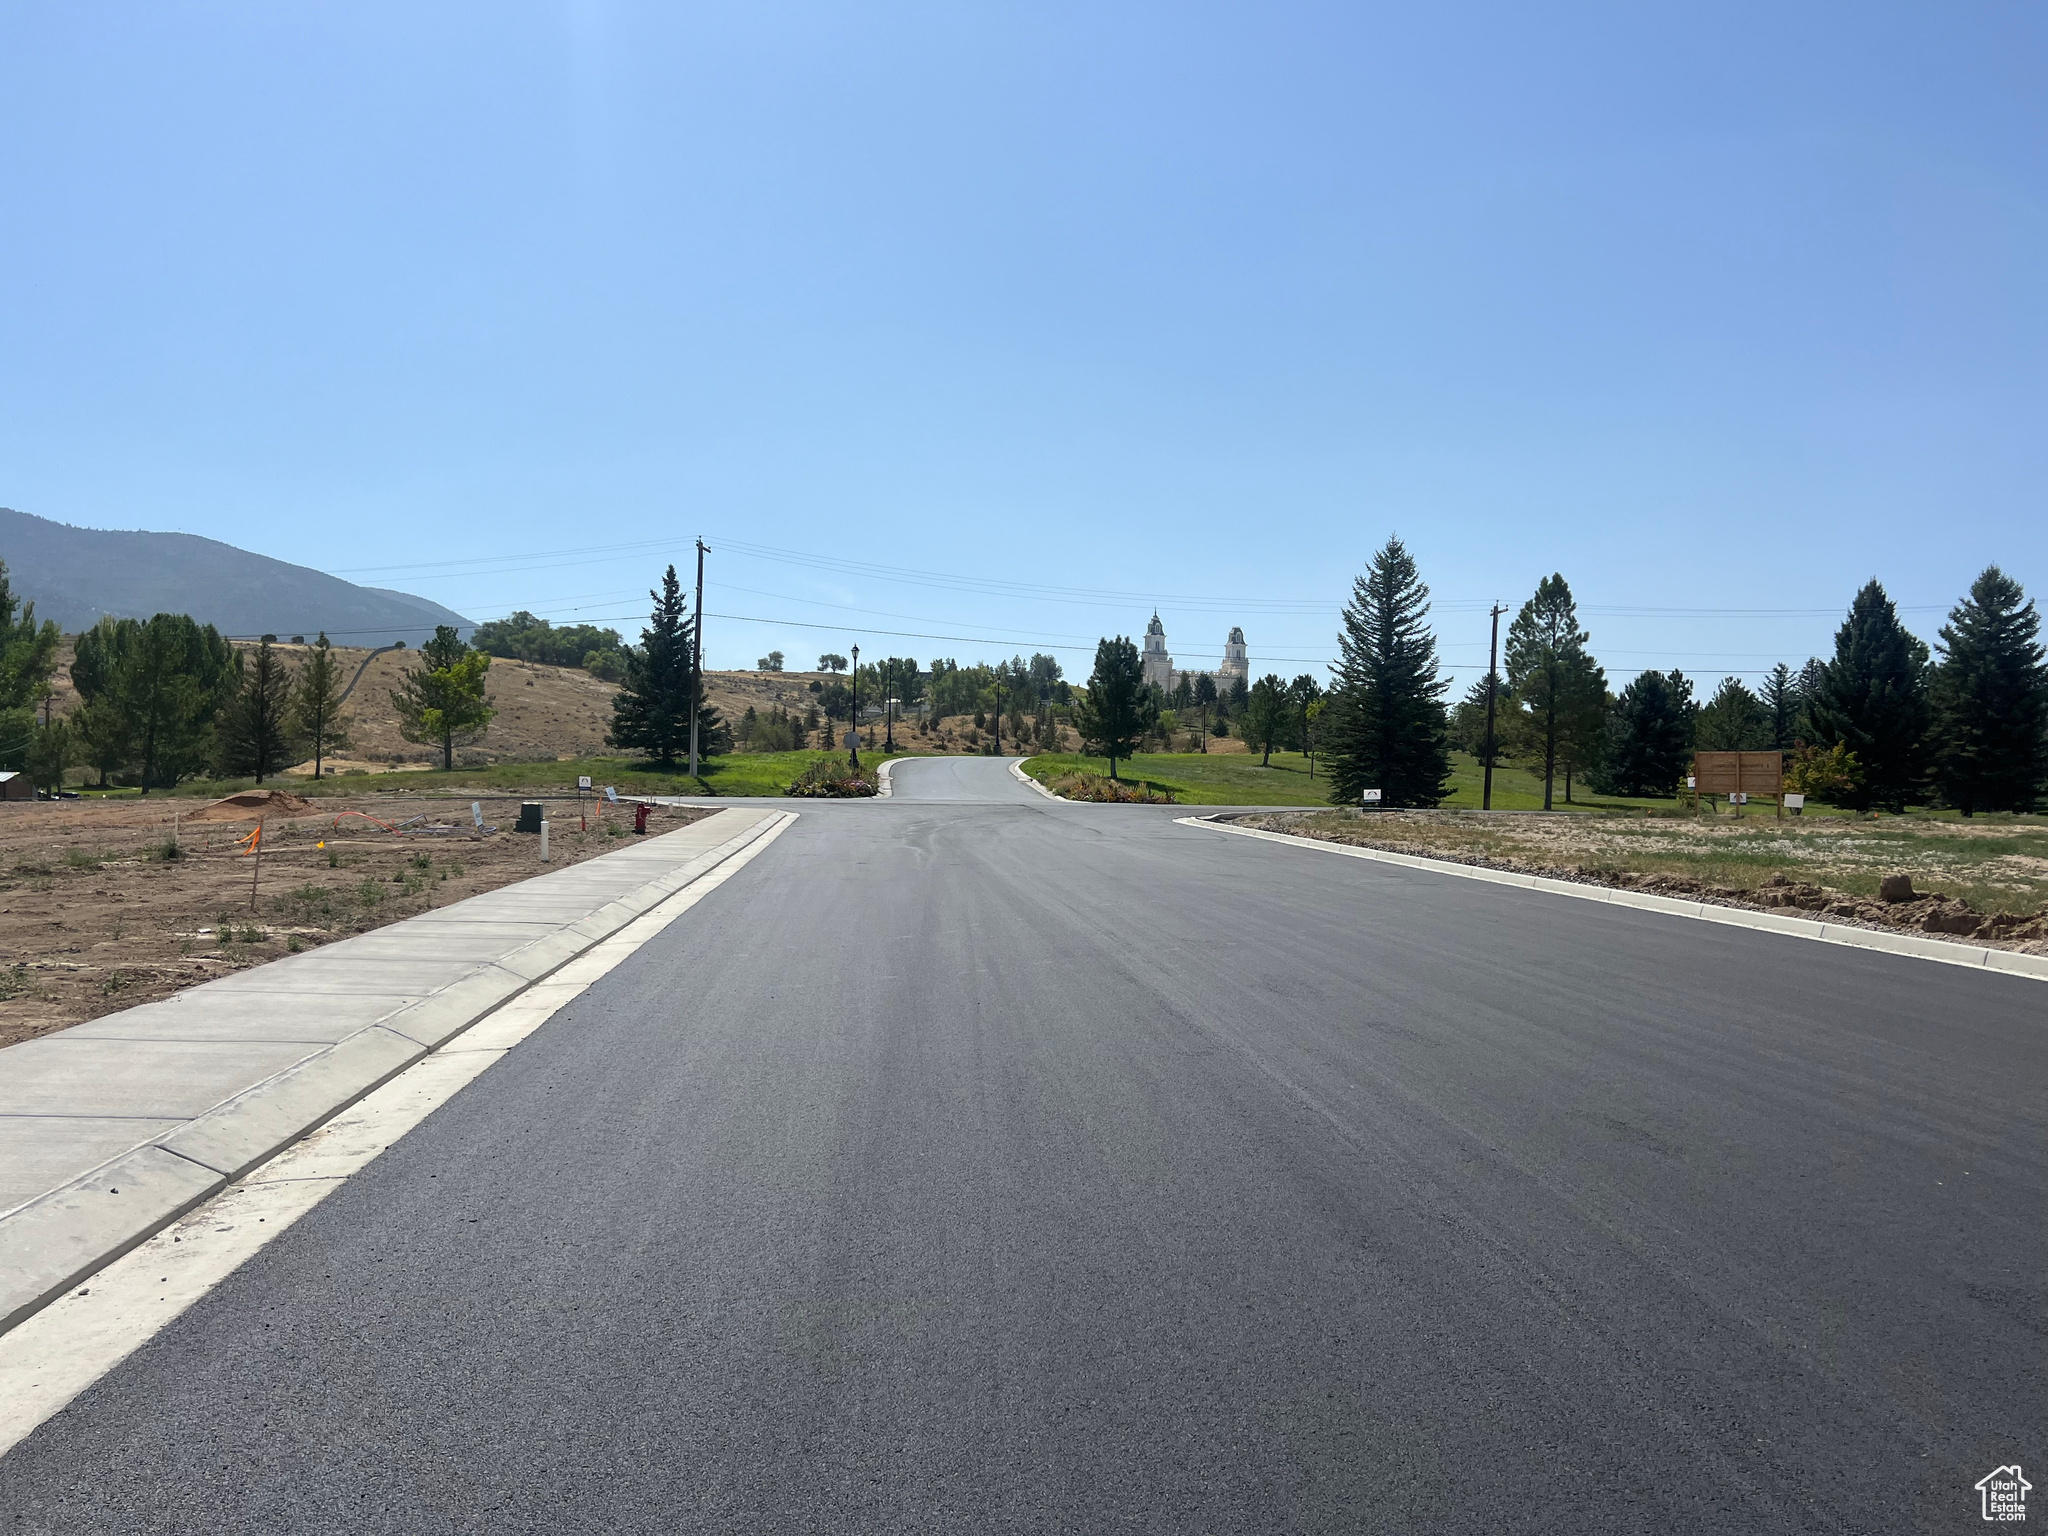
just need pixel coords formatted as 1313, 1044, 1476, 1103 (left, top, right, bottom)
235, 824, 261, 855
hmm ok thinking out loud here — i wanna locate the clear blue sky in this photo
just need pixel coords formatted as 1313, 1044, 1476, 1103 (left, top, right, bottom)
3, 3, 2042, 686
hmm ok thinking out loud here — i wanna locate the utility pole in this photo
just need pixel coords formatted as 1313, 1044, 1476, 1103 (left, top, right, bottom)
992, 667, 1003, 755
848, 645, 860, 767
1482, 603, 1506, 811
688, 538, 708, 780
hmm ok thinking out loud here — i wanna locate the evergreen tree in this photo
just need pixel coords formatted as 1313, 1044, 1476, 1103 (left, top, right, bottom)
26, 716, 74, 794
69, 617, 134, 788
392, 625, 496, 771
1593, 669, 1696, 796
1071, 636, 1154, 780
1807, 581, 1930, 812
1930, 566, 2048, 815
218, 637, 300, 782
1695, 676, 1772, 751
1759, 663, 1800, 751
122, 615, 241, 791
0, 560, 60, 717
609, 567, 697, 768
1322, 537, 1451, 808
1795, 657, 1828, 743
1244, 674, 1289, 765
1504, 573, 1594, 811
1192, 672, 1217, 753
290, 634, 353, 778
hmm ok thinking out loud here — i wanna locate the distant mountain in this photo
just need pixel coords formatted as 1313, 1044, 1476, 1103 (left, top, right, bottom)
0, 508, 472, 645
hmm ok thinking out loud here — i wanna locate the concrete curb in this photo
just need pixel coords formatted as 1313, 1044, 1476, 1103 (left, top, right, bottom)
1181, 816, 2048, 985
0, 810, 796, 1337
875, 759, 897, 798
1008, 758, 1064, 801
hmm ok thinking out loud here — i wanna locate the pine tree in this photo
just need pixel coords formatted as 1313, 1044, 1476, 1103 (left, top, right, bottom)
1071, 636, 1154, 780
1759, 663, 1800, 751
1695, 676, 1771, 751
1593, 670, 1696, 797
1807, 581, 1930, 812
609, 567, 697, 768
1930, 566, 2048, 815
289, 633, 352, 778
392, 625, 496, 771
218, 638, 300, 782
1795, 657, 1828, 744
1322, 537, 1451, 808
1504, 573, 1594, 811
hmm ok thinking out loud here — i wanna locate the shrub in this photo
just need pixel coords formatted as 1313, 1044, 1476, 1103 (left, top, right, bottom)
783, 758, 879, 798
1785, 742, 1864, 806
1054, 771, 1176, 804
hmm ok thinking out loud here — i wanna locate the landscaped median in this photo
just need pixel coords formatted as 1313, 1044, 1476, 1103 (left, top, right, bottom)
0, 806, 794, 1337
1221, 808, 2048, 954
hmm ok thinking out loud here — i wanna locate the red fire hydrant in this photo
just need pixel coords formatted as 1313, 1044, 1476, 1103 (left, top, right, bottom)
633, 802, 650, 835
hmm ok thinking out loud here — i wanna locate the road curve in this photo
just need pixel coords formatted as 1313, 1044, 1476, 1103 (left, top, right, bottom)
887, 753, 1045, 802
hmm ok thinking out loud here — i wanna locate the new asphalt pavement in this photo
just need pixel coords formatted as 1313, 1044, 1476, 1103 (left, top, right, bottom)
3, 757, 2041, 1532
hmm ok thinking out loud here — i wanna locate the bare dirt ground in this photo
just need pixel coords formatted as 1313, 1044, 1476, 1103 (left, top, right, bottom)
0, 792, 710, 1049
1239, 808, 2048, 953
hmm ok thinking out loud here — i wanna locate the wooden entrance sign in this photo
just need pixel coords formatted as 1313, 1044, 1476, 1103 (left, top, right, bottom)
1691, 750, 1786, 818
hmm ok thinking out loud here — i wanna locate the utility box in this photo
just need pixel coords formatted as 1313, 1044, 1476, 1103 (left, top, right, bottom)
515, 801, 544, 834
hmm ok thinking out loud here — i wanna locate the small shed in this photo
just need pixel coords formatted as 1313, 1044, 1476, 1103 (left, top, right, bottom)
0, 772, 33, 801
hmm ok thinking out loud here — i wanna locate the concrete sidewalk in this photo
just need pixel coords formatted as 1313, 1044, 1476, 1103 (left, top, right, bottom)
0, 806, 788, 1334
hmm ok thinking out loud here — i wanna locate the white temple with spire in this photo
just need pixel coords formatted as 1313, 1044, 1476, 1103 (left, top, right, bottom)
1138, 613, 1249, 695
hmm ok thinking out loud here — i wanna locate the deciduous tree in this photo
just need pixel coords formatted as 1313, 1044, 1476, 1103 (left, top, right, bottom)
393, 625, 496, 771
1244, 674, 1289, 766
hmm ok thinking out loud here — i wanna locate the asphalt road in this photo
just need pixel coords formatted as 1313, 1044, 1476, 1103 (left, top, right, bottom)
4, 758, 2042, 1533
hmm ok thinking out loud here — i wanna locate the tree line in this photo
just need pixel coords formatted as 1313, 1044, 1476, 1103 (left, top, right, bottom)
1063, 541, 2048, 815
1442, 565, 2047, 815
8, 590, 507, 790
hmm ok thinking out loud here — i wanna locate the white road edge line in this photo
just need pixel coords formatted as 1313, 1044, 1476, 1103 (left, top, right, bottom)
1180, 815, 2048, 984
0, 810, 799, 1459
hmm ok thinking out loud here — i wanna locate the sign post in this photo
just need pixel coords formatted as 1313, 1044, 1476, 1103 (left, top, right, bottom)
1361, 788, 1383, 809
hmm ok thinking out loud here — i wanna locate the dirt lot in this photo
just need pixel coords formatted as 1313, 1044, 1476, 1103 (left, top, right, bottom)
0, 791, 711, 1049
1238, 808, 2048, 953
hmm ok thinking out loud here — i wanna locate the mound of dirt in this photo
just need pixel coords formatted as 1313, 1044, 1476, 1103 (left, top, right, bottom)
184, 789, 317, 822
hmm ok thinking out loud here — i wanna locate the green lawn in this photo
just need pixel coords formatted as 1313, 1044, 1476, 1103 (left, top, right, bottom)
1021, 751, 1700, 810
84, 750, 916, 802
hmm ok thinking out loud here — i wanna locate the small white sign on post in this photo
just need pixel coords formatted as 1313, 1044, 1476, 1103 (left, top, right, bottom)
1784, 792, 1805, 812
1361, 788, 1383, 806
471, 801, 483, 829
1686, 775, 1697, 790
577, 775, 592, 792
605, 786, 618, 803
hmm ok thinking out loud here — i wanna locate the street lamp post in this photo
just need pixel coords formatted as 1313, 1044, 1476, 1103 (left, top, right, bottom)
848, 645, 860, 769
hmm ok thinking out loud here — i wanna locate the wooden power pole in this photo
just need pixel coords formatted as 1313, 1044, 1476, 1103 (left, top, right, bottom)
688, 538, 708, 779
